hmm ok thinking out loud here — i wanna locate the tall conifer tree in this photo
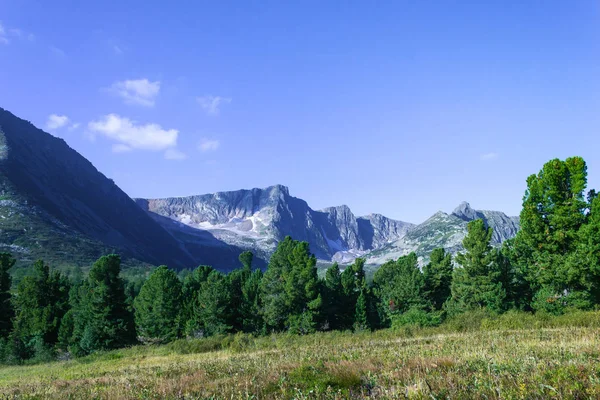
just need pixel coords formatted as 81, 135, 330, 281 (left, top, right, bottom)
0, 253, 15, 339
70, 255, 136, 355
447, 219, 505, 314
134, 266, 182, 344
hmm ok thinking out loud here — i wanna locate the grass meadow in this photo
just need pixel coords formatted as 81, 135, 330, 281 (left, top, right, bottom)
2, 310, 600, 399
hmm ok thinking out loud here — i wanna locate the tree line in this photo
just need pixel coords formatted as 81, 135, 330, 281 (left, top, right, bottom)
1, 156, 599, 363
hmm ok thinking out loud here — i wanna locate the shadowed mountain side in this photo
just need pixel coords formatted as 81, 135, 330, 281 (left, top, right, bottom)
0, 107, 195, 269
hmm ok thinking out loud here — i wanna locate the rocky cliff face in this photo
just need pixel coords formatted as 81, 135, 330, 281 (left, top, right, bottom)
138, 191, 519, 269
136, 186, 414, 265
452, 201, 520, 243
0, 107, 195, 269
357, 213, 415, 249
364, 202, 520, 265
317, 205, 364, 253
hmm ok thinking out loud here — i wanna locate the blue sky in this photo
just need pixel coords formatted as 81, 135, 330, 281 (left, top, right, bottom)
1, 1, 600, 223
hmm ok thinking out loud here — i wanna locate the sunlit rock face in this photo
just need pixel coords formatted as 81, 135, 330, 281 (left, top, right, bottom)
138, 188, 518, 269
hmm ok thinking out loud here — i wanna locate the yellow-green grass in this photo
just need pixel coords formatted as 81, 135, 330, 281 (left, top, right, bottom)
2, 312, 600, 399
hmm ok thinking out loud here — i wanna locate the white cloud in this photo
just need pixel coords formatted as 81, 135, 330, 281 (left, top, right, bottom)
197, 95, 231, 115
198, 138, 220, 152
480, 152, 499, 161
46, 114, 70, 130
68, 122, 81, 131
88, 114, 178, 151
164, 148, 188, 160
0, 22, 10, 44
0, 23, 9, 44
109, 79, 160, 107
0, 23, 33, 44
112, 144, 132, 153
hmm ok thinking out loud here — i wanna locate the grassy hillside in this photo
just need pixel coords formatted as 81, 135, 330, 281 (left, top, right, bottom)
2, 311, 600, 399
0, 173, 154, 285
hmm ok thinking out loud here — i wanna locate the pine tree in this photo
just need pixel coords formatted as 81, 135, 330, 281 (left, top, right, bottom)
323, 263, 343, 330
134, 266, 182, 344
567, 195, 600, 306
241, 268, 263, 333
373, 252, 427, 324
339, 258, 367, 329
423, 248, 453, 310
227, 252, 256, 332
180, 265, 214, 337
285, 241, 321, 334
239, 251, 253, 272
516, 157, 589, 308
11, 260, 70, 359
495, 240, 530, 310
353, 279, 370, 331
260, 237, 322, 333
57, 309, 74, 352
195, 270, 232, 336
227, 268, 246, 332
260, 237, 295, 331
57, 283, 82, 351
70, 255, 136, 355
0, 253, 15, 339
447, 219, 505, 314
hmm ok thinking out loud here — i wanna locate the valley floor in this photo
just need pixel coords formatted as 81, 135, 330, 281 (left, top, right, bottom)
1, 323, 600, 399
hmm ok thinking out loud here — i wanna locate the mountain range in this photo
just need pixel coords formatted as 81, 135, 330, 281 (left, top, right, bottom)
135, 185, 414, 267
136, 188, 519, 268
0, 107, 519, 271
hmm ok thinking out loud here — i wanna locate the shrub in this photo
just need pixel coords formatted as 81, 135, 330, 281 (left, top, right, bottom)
531, 287, 568, 315
29, 335, 55, 364
391, 308, 442, 329
481, 310, 538, 330
531, 287, 596, 315
287, 311, 317, 335
165, 336, 225, 355
442, 308, 496, 332
550, 309, 600, 328
225, 332, 255, 353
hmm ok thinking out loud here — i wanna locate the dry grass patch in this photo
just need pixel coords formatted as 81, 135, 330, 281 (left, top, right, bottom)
2, 327, 600, 399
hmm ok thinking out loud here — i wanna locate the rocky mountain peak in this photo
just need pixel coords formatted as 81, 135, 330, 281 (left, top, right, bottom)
267, 184, 290, 196
429, 210, 449, 220
363, 213, 382, 219
365, 202, 520, 266
452, 201, 479, 221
